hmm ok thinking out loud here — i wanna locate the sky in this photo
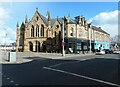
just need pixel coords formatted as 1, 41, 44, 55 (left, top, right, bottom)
0, 2, 118, 45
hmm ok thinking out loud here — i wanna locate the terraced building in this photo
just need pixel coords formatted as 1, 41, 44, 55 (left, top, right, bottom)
16, 9, 110, 53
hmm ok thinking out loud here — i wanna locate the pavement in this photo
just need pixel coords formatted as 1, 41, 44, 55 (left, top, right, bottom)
1, 52, 95, 64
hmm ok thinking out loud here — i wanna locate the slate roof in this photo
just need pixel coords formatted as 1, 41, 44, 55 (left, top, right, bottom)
28, 10, 109, 35
40, 14, 48, 26
92, 26, 109, 35
50, 18, 56, 26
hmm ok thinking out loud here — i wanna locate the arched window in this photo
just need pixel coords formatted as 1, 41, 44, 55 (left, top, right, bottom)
41, 24, 44, 36
31, 25, 34, 37
54, 31, 57, 37
31, 28, 33, 37
36, 16, 39, 21
36, 25, 39, 37
56, 25, 59, 29
54, 31, 57, 44
70, 27, 74, 36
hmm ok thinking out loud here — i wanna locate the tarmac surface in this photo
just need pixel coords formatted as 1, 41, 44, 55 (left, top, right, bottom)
1, 53, 120, 86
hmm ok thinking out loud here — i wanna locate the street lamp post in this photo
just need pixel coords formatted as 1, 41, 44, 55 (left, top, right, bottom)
37, 27, 38, 53
75, 23, 77, 54
62, 17, 65, 56
89, 23, 92, 53
4, 28, 7, 61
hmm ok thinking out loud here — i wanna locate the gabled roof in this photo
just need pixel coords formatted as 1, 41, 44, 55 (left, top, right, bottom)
50, 18, 63, 26
58, 18, 64, 24
92, 26, 109, 35
29, 10, 48, 26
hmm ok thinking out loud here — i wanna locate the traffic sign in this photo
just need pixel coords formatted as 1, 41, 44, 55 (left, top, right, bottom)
61, 42, 65, 46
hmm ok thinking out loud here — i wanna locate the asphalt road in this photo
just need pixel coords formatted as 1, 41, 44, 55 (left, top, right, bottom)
1, 54, 120, 86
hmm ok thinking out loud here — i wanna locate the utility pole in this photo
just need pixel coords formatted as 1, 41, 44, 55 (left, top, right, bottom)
62, 17, 65, 56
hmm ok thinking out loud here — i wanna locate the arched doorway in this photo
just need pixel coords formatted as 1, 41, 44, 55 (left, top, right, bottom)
42, 41, 46, 52
29, 42, 33, 51
35, 41, 40, 52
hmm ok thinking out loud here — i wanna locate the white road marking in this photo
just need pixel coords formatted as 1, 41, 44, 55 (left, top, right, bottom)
49, 61, 80, 67
10, 80, 14, 83
49, 58, 96, 68
43, 67, 120, 87
3, 74, 17, 85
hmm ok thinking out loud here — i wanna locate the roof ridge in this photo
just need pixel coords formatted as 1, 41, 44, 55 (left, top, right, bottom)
92, 25, 109, 35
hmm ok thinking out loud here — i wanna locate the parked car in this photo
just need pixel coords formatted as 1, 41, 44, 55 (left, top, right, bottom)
103, 49, 113, 54
95, 50, 105, 55
113, 51, 120, 54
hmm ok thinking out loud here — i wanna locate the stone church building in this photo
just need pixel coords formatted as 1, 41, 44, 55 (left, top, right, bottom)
16, 8, 64, 52
16, 8, 110, 53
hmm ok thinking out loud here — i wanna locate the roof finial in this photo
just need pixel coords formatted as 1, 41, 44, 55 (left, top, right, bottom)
16, 21, 19, 27
25, 15, 28, 23
36, 8, 38, 11
47, 11, 50, 21
56, 16, 58, 21
68, 12, 70, 17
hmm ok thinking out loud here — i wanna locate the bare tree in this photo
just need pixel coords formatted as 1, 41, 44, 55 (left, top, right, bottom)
110, 35, 120, 50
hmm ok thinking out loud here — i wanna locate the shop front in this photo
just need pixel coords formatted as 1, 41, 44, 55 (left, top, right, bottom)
94, 41, 110, 51
65, 38, 89, 54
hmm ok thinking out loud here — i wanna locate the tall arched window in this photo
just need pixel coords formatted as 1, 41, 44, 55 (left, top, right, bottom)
54, 31, 57, 44
41, 24, 44, 36
31, 28, 33, 37
70, 27, 74, 36
31, 25, 34, 37
54, 31, 57, 37
36, 25, 39, 37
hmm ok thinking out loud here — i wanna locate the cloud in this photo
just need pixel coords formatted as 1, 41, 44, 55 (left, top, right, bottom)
0, 7, 16, 45
89, 10, 118, 37
0, 7, 11, 25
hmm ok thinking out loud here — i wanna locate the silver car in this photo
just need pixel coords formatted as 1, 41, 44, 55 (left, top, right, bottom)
96, 50, 105, 55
